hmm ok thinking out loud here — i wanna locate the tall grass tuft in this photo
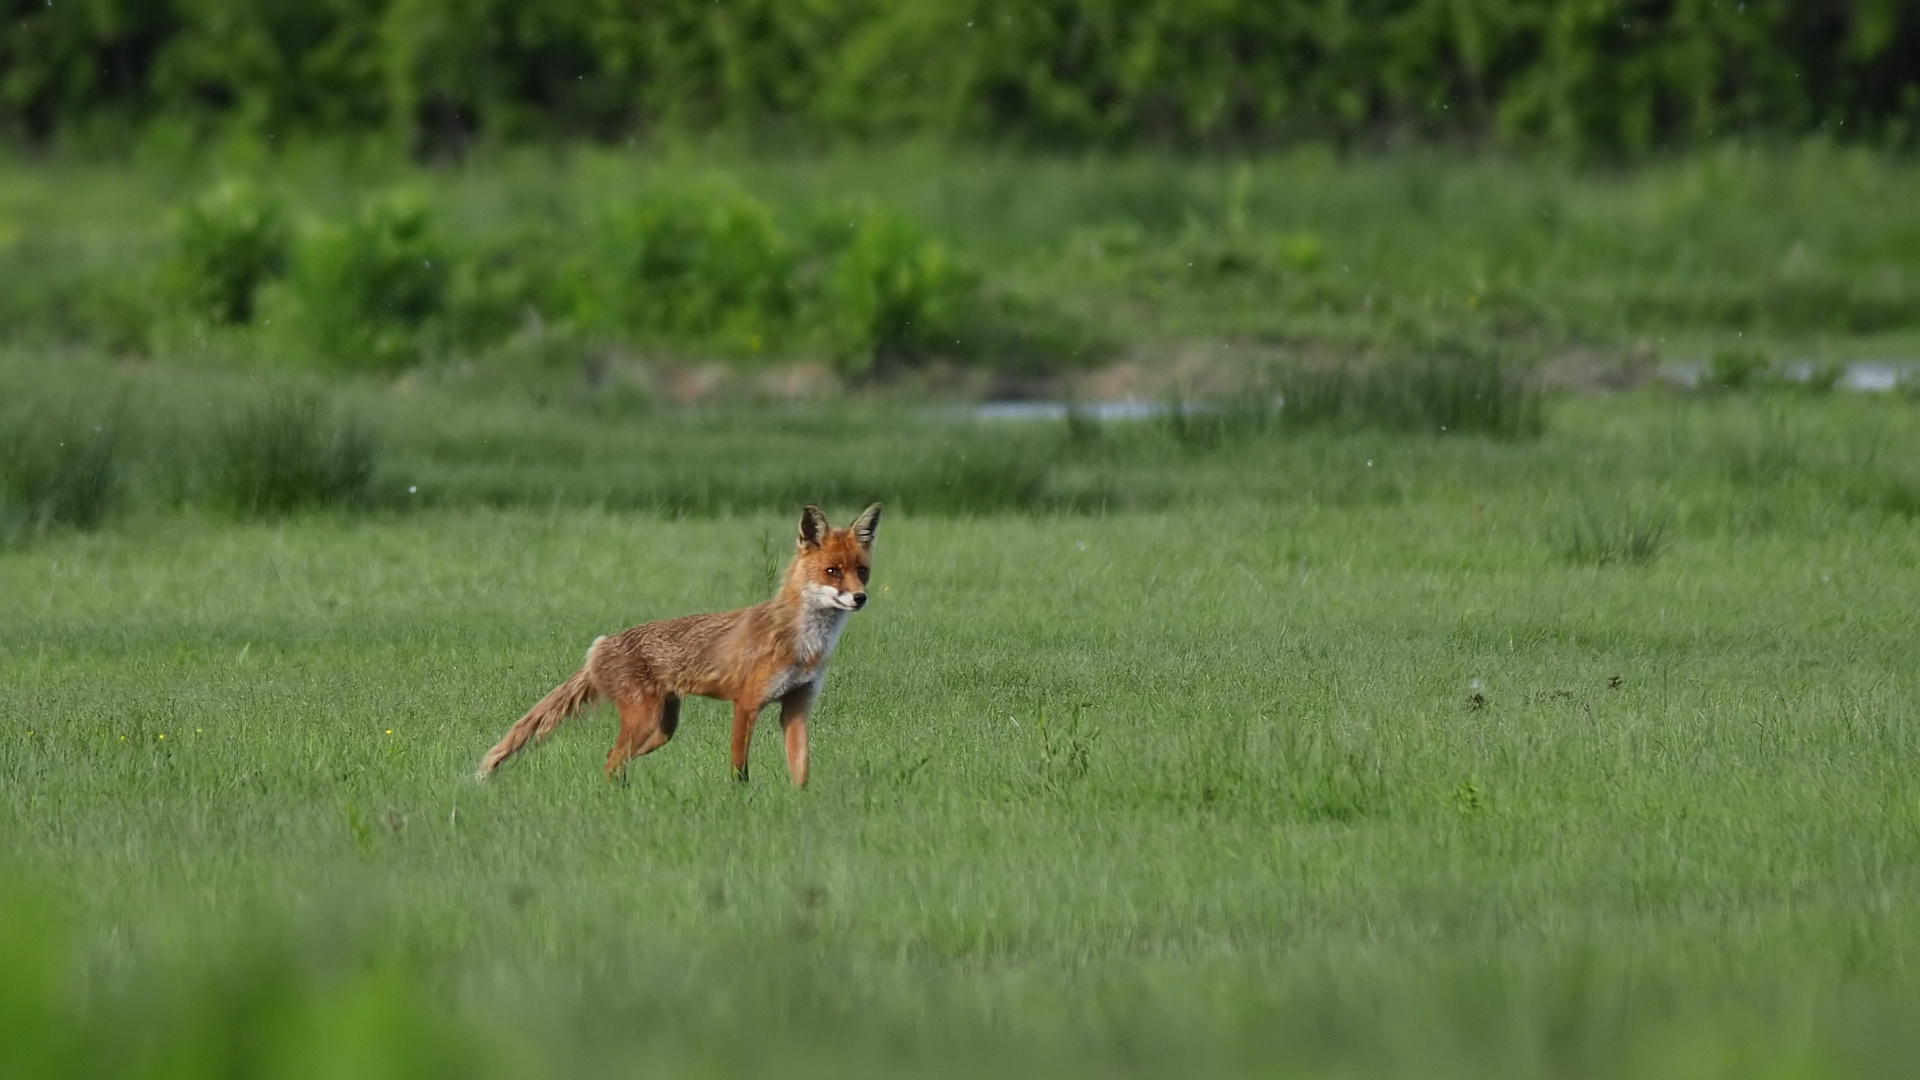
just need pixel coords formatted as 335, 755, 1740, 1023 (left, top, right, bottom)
1555, 502, 1671, 566
1405, 350, 1544, 437
1706, 343, 1775, 392
211, 397, 377, 517
0, 408, 118, 546
1160, 399, 1279, 449
1274, 352, 1543, 438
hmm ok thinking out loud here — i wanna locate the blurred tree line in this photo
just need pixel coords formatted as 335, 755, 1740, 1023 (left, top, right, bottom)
3, 0, 1917, 157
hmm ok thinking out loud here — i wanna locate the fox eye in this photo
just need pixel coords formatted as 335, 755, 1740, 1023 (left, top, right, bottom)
825, 566, 841, 578
856, 566, 870, 583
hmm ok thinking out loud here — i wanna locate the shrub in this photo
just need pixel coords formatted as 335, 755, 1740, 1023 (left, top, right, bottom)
134, 177, 1094, 376
580, 183, 797, 357
285, 193, 450, 370
211, 396, 376, 517
445, 225, 568, 356
814, 207, 980, 373
571, 186, 1093, 375
161, 181, 289, 326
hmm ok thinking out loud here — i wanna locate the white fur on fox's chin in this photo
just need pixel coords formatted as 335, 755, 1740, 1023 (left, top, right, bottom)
803, 583, 860, 611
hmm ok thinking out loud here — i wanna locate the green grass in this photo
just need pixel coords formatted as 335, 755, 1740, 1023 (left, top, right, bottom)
4, 353, 1920, 1075
9, 349, 1913, 531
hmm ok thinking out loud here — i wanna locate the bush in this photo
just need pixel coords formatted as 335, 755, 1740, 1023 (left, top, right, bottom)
284, 193, 450, 370
161, 181, 289, 326
445, 224, 567, 355
211, 396, 376, 517
580, 183, 797, 357
814, 207, 980, 373
568, 185, 1091, 375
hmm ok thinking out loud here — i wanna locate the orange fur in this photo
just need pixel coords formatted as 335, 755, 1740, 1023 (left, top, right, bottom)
477, 503, 881, 786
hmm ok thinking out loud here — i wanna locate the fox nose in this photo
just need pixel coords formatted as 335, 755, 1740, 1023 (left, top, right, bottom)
851, 592, 867, 609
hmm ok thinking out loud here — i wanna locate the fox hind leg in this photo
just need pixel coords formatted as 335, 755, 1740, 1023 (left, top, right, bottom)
606, 690, 677, 781
629, 695, 680, 759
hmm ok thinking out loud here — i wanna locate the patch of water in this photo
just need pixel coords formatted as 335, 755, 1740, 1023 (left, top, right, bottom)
1660, 359, 1916, 392
966, 399, 1221, 422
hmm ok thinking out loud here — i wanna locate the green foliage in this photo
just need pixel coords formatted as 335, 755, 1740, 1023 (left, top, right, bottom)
6, 1, 1920, 156
283, 192, 449, 370
568, 185, 1065, 374
816, 207, 980, 372
161, 181, 289, 326
579, 182, 797, 357
6, 149, 1920, 374
211, 396, 376, 517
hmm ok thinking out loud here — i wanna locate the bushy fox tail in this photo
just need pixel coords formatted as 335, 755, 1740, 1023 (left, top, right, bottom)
476, 665, 600, 778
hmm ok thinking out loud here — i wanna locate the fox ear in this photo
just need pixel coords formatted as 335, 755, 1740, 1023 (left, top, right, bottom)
850, 502, 882, 549
798, 504, 829, 549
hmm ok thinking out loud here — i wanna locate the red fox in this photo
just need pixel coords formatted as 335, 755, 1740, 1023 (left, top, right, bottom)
477, 503, 881, 786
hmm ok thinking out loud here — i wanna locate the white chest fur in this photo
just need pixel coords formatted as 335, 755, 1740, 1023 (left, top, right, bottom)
796, 605, 848, 663
764, 606, 848, 703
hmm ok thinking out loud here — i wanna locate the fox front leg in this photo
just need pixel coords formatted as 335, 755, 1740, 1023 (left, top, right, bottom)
779, 686, 817, 789
729, 700, 760, 783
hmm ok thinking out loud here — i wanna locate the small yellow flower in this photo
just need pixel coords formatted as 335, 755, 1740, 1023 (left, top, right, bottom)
385, 729, 393, 735
158, 734, 165, 740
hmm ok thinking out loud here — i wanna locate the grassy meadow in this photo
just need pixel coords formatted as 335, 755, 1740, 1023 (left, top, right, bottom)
6, 340, 1920, 1075
4, 143, 1920, 1076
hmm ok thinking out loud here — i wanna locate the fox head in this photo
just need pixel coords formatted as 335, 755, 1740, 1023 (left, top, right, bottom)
791, 503, 881, 612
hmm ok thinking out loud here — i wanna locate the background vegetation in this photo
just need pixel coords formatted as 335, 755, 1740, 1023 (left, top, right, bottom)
4, 145, 1920, 377
5, 0, 1920, 158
